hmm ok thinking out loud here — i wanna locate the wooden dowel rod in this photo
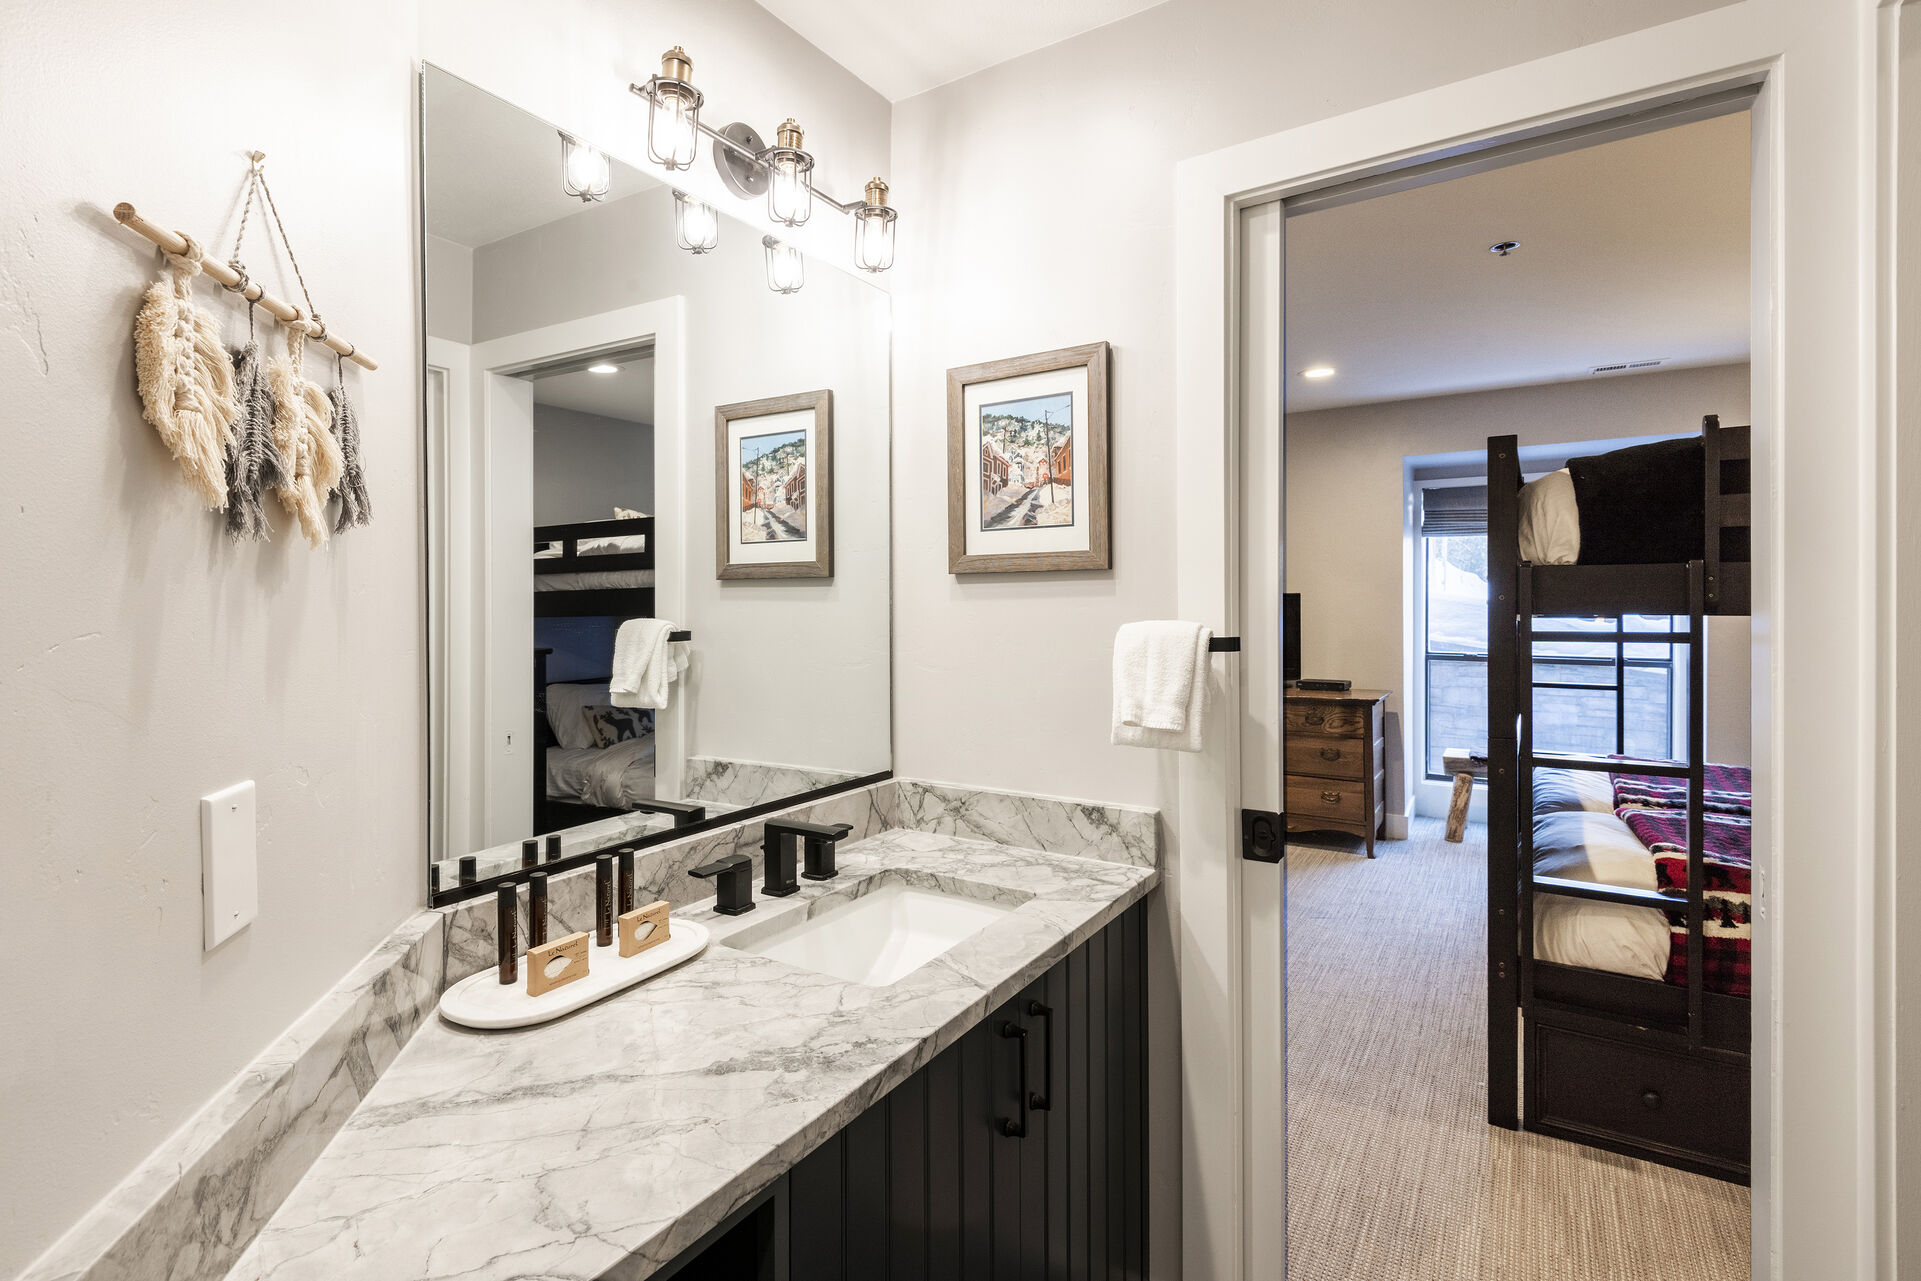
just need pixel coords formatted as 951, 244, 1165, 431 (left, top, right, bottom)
112, 201, 378, 371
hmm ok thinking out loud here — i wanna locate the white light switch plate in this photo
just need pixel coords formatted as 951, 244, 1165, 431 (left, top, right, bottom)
200, 781, 257, 950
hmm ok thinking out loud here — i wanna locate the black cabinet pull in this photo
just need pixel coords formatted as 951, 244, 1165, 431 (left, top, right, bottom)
1027, 1000, 1053, 1111
998, 1021, 1029, 1137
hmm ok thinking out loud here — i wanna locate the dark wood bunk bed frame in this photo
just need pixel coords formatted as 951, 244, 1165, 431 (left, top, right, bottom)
1486, 415, 1752, 1182
531, 516, 700, 836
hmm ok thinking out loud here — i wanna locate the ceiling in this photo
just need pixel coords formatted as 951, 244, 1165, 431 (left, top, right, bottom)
752, 0, 1170, 101
529, 356, 655, 425
1285, 110, 1750, 413
422, 69, 659, 249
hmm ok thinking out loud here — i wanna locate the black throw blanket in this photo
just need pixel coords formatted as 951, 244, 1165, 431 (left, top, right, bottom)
1566, 435, 1704, 564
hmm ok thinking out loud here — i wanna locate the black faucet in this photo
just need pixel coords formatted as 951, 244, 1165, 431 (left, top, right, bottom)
633, 798, 708, 828
763, 818, 855, 884
689, 853, 755, 915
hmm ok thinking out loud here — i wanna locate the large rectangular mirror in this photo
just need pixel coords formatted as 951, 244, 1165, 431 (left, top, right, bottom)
422, 66, 891, 902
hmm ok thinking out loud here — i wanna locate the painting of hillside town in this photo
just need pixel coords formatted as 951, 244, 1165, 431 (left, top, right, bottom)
738, 428, 808, 543
978, 391, 1074, 531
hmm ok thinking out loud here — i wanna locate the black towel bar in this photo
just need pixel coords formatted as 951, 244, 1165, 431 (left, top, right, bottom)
667, 629, 692, 642
1209, 636, 1241, 652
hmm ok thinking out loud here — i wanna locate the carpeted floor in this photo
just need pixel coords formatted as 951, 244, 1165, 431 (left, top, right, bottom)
1285, 818, 1749, 1280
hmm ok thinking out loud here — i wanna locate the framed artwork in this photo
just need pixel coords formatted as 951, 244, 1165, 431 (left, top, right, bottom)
947, 342, 1110, 573
715, 390, 833, 579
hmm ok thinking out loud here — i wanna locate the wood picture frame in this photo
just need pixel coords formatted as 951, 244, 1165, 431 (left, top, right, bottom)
947, 342, 1110, 573
715, 390, 834, 580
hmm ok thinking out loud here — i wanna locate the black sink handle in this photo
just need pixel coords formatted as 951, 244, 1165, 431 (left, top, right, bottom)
998, 1021, 1030, 1138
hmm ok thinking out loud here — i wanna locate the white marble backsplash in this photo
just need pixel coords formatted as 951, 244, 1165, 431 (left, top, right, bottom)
680, 755, 863, 808
20, 913, 444, 1281
894, 778, 1160, 868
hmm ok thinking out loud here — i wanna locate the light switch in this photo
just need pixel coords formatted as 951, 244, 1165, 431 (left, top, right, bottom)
200, 781, 258, 950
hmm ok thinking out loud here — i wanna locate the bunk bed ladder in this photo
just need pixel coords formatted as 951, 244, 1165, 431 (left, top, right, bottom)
1684, 559, 1708, 1048
1485, 437, 1522, 1130
1516, 563, 1538, 1022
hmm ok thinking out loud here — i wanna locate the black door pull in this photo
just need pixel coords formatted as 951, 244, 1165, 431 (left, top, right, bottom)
1027, 1000, 1053, 1111
998, 1021, 1029, 1137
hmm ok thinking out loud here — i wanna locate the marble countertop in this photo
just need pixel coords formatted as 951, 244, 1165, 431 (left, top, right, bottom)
227, 829, 1156, 1281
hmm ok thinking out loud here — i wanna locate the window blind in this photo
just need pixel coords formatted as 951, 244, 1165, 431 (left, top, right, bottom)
1420, 484, 1487, 537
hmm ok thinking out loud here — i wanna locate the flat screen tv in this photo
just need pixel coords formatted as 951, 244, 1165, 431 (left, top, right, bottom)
1283, 593, 1301, 684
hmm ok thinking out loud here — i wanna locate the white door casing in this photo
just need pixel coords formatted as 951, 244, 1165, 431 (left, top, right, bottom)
1176, 4, 1894, 1278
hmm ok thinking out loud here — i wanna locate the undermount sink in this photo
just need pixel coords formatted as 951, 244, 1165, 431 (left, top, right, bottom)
724, 874, 1021, 986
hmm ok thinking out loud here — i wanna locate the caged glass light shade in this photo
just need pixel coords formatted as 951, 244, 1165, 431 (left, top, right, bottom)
673, 190, 719, 253
646, 47, 703, 170
762, 118, 814, 227
853, 177, 897, 273
559, 133, 610, 201
763, 235, 804, 294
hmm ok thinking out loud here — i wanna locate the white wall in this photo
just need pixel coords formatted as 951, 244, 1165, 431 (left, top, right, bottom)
887, 5, 1733, 1274
425, 232, 473, 344
0, 2, 889, 1273
1286, 363, 1755, 819
533, 404, 655, 525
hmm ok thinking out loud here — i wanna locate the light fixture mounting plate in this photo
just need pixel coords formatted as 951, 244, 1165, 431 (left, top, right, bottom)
715, 122, 768, 199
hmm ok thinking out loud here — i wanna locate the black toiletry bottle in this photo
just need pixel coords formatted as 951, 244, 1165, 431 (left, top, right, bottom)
618, 847, 636, 915
545, 834, 564, 863
496, 883, 517, 985
595, 854, 614, 947
458, 854, 478, 886
529, 871, 549, 947
521, 838, 539, 870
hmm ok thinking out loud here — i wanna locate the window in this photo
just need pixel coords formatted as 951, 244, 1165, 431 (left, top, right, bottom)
1417, 482, 1679, 779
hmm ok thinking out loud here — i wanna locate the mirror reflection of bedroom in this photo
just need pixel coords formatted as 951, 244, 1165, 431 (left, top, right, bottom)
525, 348, 659, 832
1282, 106, 1754, 1278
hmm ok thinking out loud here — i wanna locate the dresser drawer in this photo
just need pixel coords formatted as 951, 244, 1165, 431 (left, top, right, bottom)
1285, 702, 1369, 738
1530, 1024, 1749, 1175
1286, 778, 1367, 825
1285, 737, 1367, 779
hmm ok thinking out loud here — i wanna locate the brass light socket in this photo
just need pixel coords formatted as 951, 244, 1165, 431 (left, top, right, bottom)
660, 46, 693, 84
776, 118, 804, 150
864, 177, 890, 209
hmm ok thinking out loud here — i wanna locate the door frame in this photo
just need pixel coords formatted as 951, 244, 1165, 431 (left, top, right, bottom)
427, 298, 687, 865
1174, 4, 1896, 1277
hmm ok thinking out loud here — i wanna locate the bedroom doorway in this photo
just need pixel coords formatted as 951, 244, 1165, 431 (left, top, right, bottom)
1271, 99, 1756, 1278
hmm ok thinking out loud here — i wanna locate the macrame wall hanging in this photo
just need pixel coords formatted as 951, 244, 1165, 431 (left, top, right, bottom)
120, 151, 376, 547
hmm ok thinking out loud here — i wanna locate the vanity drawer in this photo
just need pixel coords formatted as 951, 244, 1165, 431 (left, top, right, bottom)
1285, 737, 1366, 779
1286, 778, 1367, 825
1530, 1024, 1749, 1175
1284, 702, 1368, 738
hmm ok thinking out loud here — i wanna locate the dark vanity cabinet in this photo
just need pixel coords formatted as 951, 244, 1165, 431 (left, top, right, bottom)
787, 899, 1147, 1280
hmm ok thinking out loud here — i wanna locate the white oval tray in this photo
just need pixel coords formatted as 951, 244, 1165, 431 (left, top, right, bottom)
439, 916, 709, 1030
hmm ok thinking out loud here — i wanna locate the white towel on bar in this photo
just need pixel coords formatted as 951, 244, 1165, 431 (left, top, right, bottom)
1111, 621, 1212, 752
609, 618, 688, 710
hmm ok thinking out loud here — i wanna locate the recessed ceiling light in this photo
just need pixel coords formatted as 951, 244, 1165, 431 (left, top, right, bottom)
1489, 239, 1520, 257
1301, 366, 1336, 379
586, 362, 621, 374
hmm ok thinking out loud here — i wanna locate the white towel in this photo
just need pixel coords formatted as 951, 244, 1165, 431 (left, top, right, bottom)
1111, 621, 1211, 752
609, 618, 688, 710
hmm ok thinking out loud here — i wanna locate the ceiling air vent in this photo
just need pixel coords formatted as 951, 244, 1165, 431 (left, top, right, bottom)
1589, 358, 1667, 376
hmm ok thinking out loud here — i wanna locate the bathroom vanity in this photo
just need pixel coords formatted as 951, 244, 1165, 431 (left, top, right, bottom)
226, 816, 1155, 1281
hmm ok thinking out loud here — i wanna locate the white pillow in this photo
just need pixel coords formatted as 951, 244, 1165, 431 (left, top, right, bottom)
614, 506, 650, 519
544, 681, 610, 750
1517, 468, 1581, 565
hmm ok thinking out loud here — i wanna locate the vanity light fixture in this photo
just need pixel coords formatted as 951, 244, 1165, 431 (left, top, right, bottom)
853, 177, 897, 273
762, 119, 815, 227
1302, 365, 1337, 379
644, 47, 704, 170
763, 235, 804, 294
587, 362, 621, 374
673, 189, 719, 253
559, 132, 610, 202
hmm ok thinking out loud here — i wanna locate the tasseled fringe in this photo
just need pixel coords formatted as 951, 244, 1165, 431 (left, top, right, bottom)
327, 384, 371, 533
225, 343, 287, 541
132, 239, 237, 508
265, 336, 344, 549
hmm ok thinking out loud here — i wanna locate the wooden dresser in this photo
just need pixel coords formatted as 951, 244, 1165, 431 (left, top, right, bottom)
1284, 687, 1390, 858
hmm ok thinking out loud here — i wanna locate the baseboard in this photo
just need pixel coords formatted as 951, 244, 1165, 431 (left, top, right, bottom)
1384, 812, 1410, 840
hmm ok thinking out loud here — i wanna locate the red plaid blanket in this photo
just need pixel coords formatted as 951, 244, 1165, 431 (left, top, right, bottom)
1610, 762, 1752, 815
1612, 797, 1753, 997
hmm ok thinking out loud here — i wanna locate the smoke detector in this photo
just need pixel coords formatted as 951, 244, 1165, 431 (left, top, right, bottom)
1589, 358, 1667, 376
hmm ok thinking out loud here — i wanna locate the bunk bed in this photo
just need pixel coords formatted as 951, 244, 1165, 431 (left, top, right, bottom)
1486, 415, 1752, 1182
532, 514, 660, 835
